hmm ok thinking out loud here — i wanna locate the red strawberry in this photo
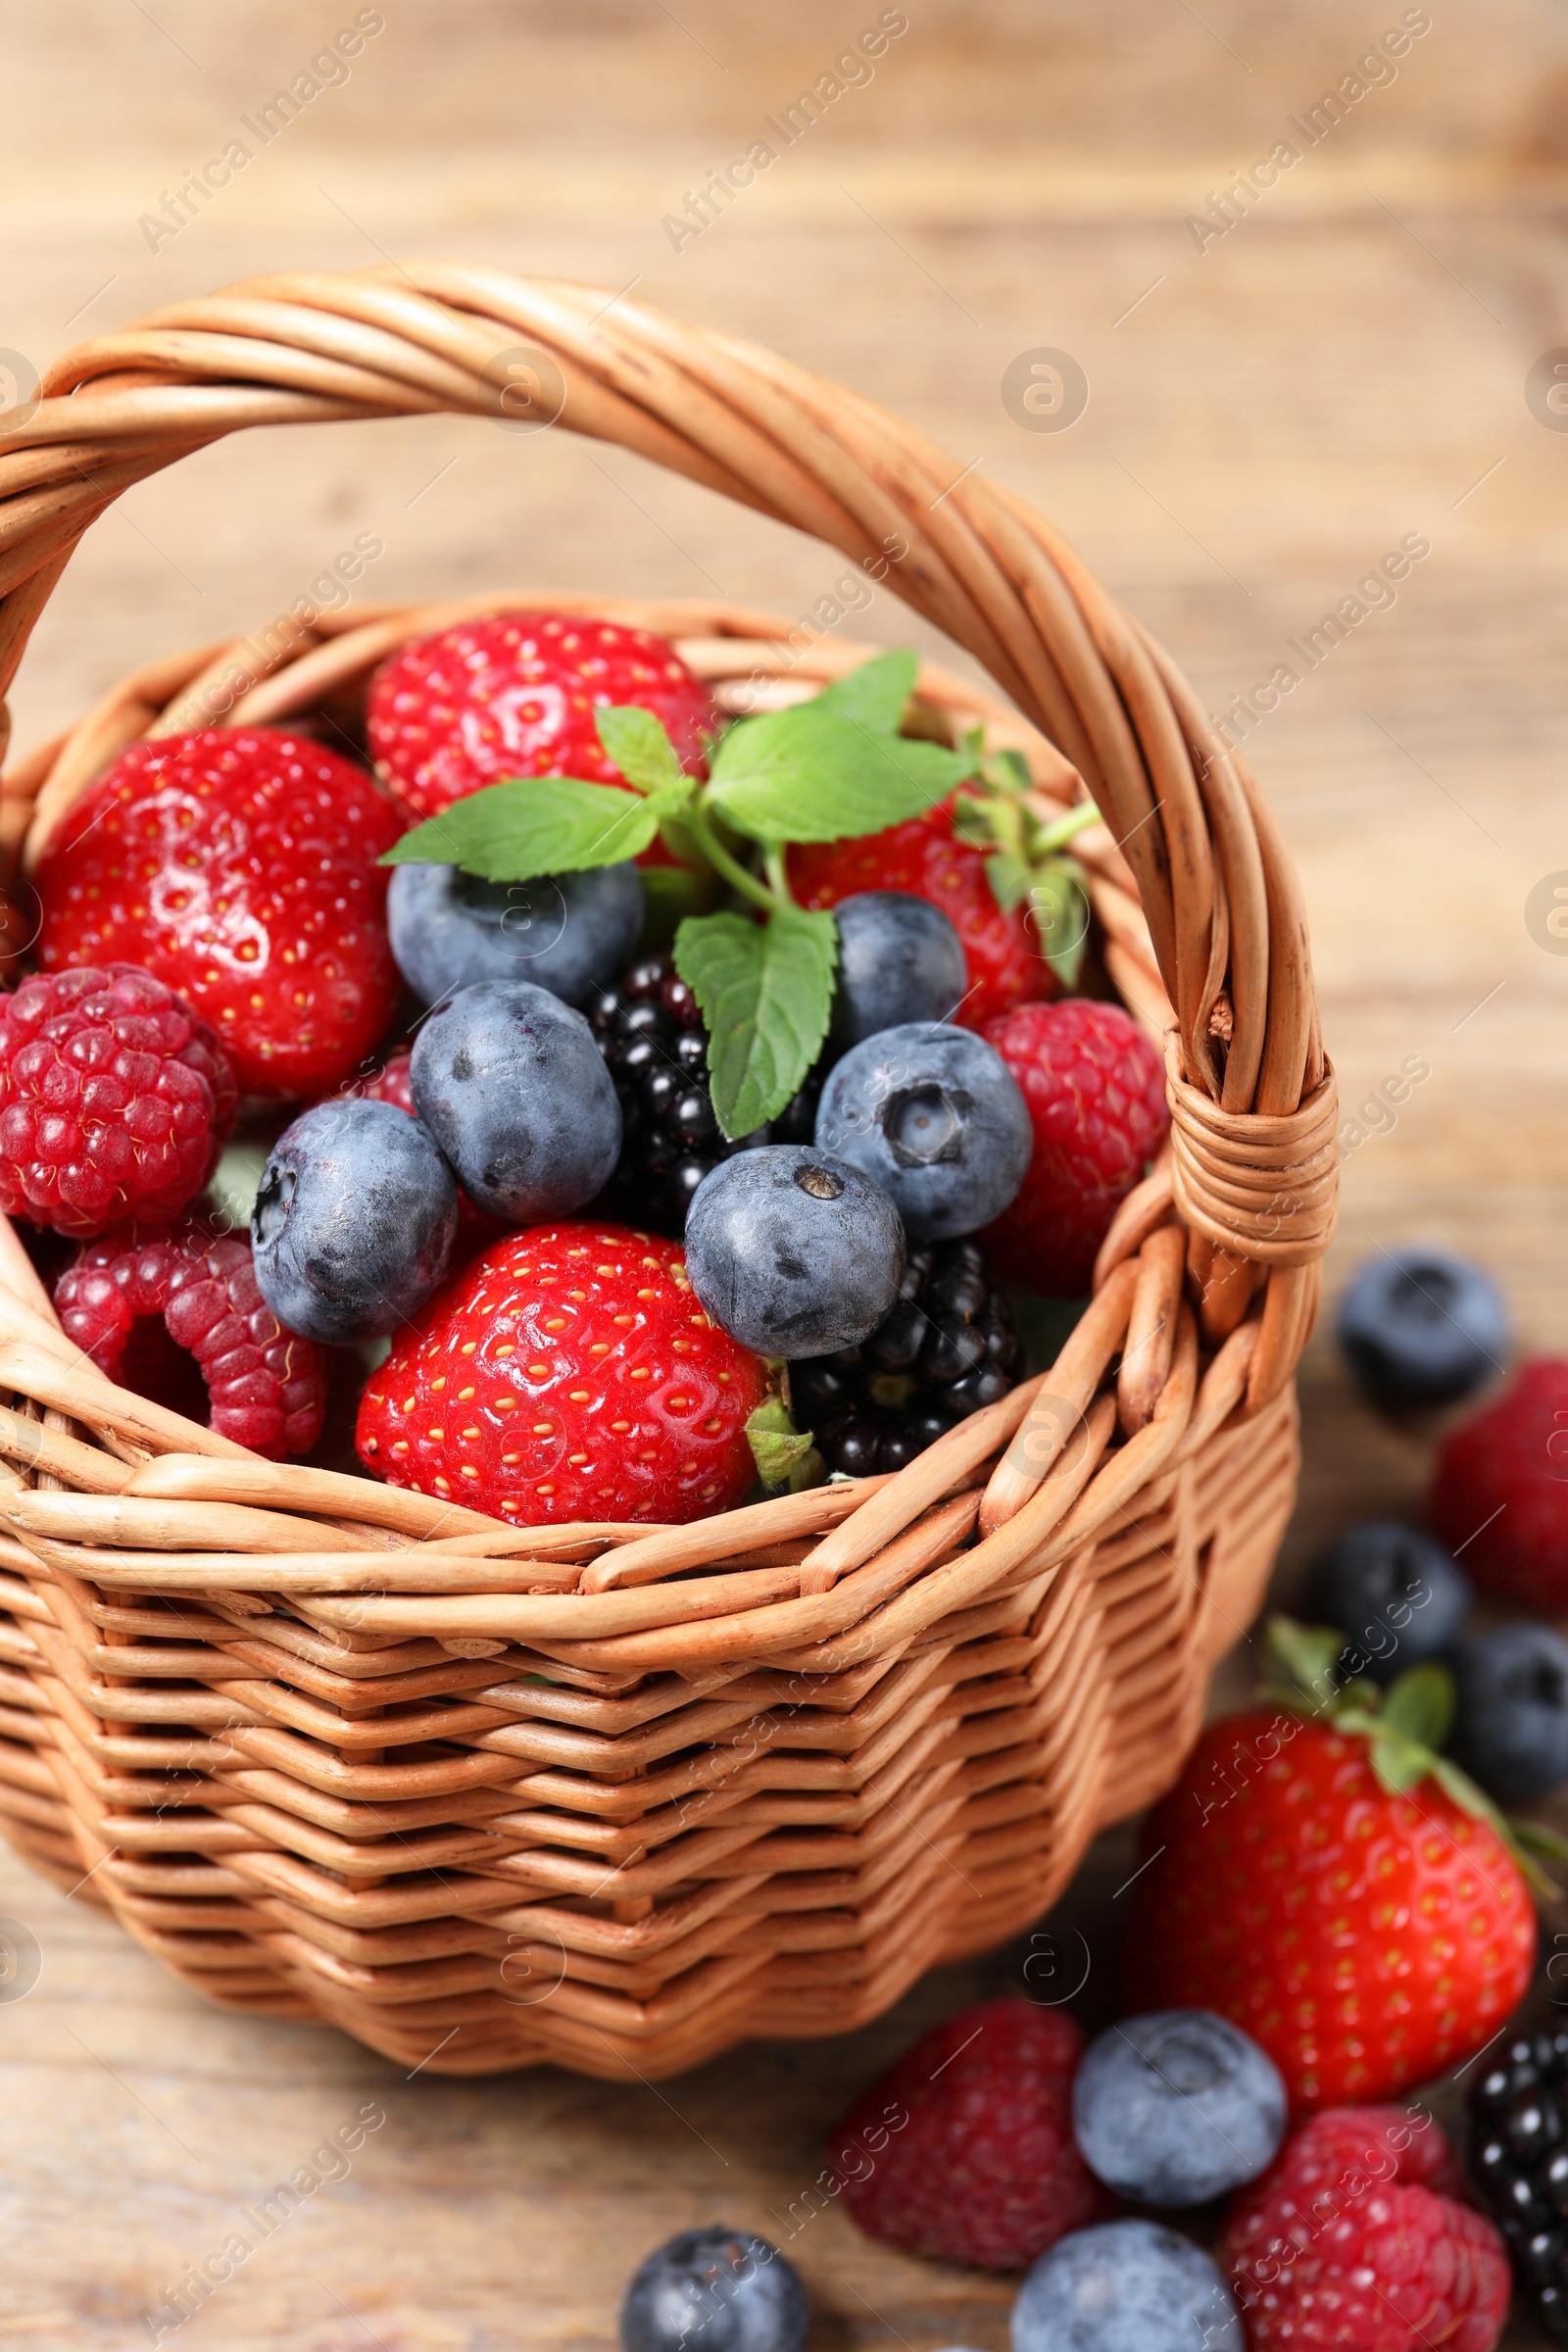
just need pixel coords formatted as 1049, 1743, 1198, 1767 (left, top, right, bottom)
356, 1220, 766, 1524
35, 728, 405, 1100
1222, 2105, 1509, 2351
1430, 1357, 1568, 1610
56, 1217, 326, 1458
1126, 1697, 1536, 2112
980, 998, 1168, 1296
828, 1996, 1112, 2270
788, 797, 1054, 1030
340, 1051, 504, 1262
365, 612, 716, 825
0, 964, 236, 1237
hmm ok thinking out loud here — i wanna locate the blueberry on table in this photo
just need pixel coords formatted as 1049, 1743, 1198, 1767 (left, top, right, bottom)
619, 2228, 808, 2352
408, 978, 621, 1222
814, 1021, 1032, 1238
1450, 1623, 1568, 1801
829, 890, 967, 1045
1337, 1245, 1509, 1406
683, 1146, 905, 1357
1304, 1520, 1471, 1685
1071, 2011, 1286, 2207
250, 1098, 458, 1344
1011, 2219, 1243, 2352
387, 859, 644, 1006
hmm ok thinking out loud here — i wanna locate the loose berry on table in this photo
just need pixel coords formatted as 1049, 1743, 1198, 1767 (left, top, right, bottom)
1303, 1519, 1471, 1685
1071, 2009, 1286, 2208
1430, 1357, 1568, 1611
1338, 1243, 1510, 1409
1013, 2219, 1243, 2352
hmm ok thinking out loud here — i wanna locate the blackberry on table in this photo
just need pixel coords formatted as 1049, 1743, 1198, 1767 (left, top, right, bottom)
1469, 2027, 1568, 2338
789, 1237, 1024, 1477
588, 954, 819, 1236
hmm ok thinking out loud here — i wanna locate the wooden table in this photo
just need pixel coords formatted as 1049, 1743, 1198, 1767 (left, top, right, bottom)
3, 2, 1567, 2342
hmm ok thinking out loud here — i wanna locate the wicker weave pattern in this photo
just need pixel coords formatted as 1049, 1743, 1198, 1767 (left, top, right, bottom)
0, 272, 1330, 2076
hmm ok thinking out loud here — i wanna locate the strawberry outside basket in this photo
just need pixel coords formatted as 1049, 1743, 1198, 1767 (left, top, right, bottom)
0, 267, 1337, 2079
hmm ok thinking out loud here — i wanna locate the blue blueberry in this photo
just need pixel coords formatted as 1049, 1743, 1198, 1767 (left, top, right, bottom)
1071, 2011, 1286, 2207
409, 979, 621, 1222
619, 2228, 808, 2352
1451, 1624, 1568, 1802
1305, 1521, 1472, 1687
830, 891, 967, 1046
1338, 1246, 1509, 1407
387, 860, 644, 1007
1012, 2220, 1243, 2352
813, 1022, 1031, 1239
250, 1099, 458, 1344
684, 1146, 905, 1357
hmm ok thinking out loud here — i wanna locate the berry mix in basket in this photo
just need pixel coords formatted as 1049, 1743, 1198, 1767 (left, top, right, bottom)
0, 613, 1170, 1523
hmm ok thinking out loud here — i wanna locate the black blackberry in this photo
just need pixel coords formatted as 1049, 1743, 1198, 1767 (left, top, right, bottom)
1468, 2026, 1568, 2339
588, 954, 821, 1237
789, 1237, 1024, 1478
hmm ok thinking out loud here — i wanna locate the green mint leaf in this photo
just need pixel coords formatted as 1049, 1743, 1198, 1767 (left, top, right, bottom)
745, 1396, 823, 1493
595, 705, 686, 794
673, 905, 837, 1137
381, 776, 659, 878
810, 649, 917, 734
989, 747, 1034, 796
707, 706, 970, 844
1380, 1661, 1454, 1753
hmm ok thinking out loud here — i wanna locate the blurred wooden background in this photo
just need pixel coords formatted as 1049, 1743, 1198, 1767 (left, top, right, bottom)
3, 1, 1568, 2343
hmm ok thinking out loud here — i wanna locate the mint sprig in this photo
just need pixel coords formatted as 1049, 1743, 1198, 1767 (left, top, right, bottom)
952, 738, 1099, 991
378, 650, 998, 1137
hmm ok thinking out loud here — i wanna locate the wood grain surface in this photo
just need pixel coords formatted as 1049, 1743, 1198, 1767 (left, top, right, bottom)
3, 1, 1568, 2343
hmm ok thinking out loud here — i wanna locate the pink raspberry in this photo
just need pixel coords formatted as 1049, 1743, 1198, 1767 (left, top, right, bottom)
0, 965, 236, 1237
1222, 2106, 1509, 2351
980, 998, 1169, 1295
827, 1996, 1113, 2271
56, 1220, 326, 1458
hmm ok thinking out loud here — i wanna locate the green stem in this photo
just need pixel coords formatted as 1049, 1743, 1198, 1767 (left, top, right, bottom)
1034, 800, 1102, 856
684, 800, 779, 915
762, 846, 794, 905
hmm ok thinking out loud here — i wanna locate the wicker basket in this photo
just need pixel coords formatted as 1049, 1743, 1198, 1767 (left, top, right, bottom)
0, 268, 1337, 2079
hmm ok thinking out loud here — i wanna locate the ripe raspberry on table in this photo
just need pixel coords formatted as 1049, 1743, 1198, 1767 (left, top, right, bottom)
980, 998, 1169, 1295
0, 964, 236, 1238
1430, 1356, 1568, 1611
34, 727, 404, 1100
356, 1221, 766, 1525
788, 796, 1053, 1031
827, 1996, 1112, 2271
55, 1218, 326, 1458
1221, 2105, 1509, 2352
365, 612, 717, 820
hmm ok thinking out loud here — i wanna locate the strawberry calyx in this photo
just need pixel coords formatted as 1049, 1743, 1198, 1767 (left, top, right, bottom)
1264, 1614, 1568, 1897
952, 735, 1100, 990
745, 1391, 824, 1494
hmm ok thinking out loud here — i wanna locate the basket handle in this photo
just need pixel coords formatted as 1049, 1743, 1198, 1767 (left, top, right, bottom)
0, 264, 1334, 1263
